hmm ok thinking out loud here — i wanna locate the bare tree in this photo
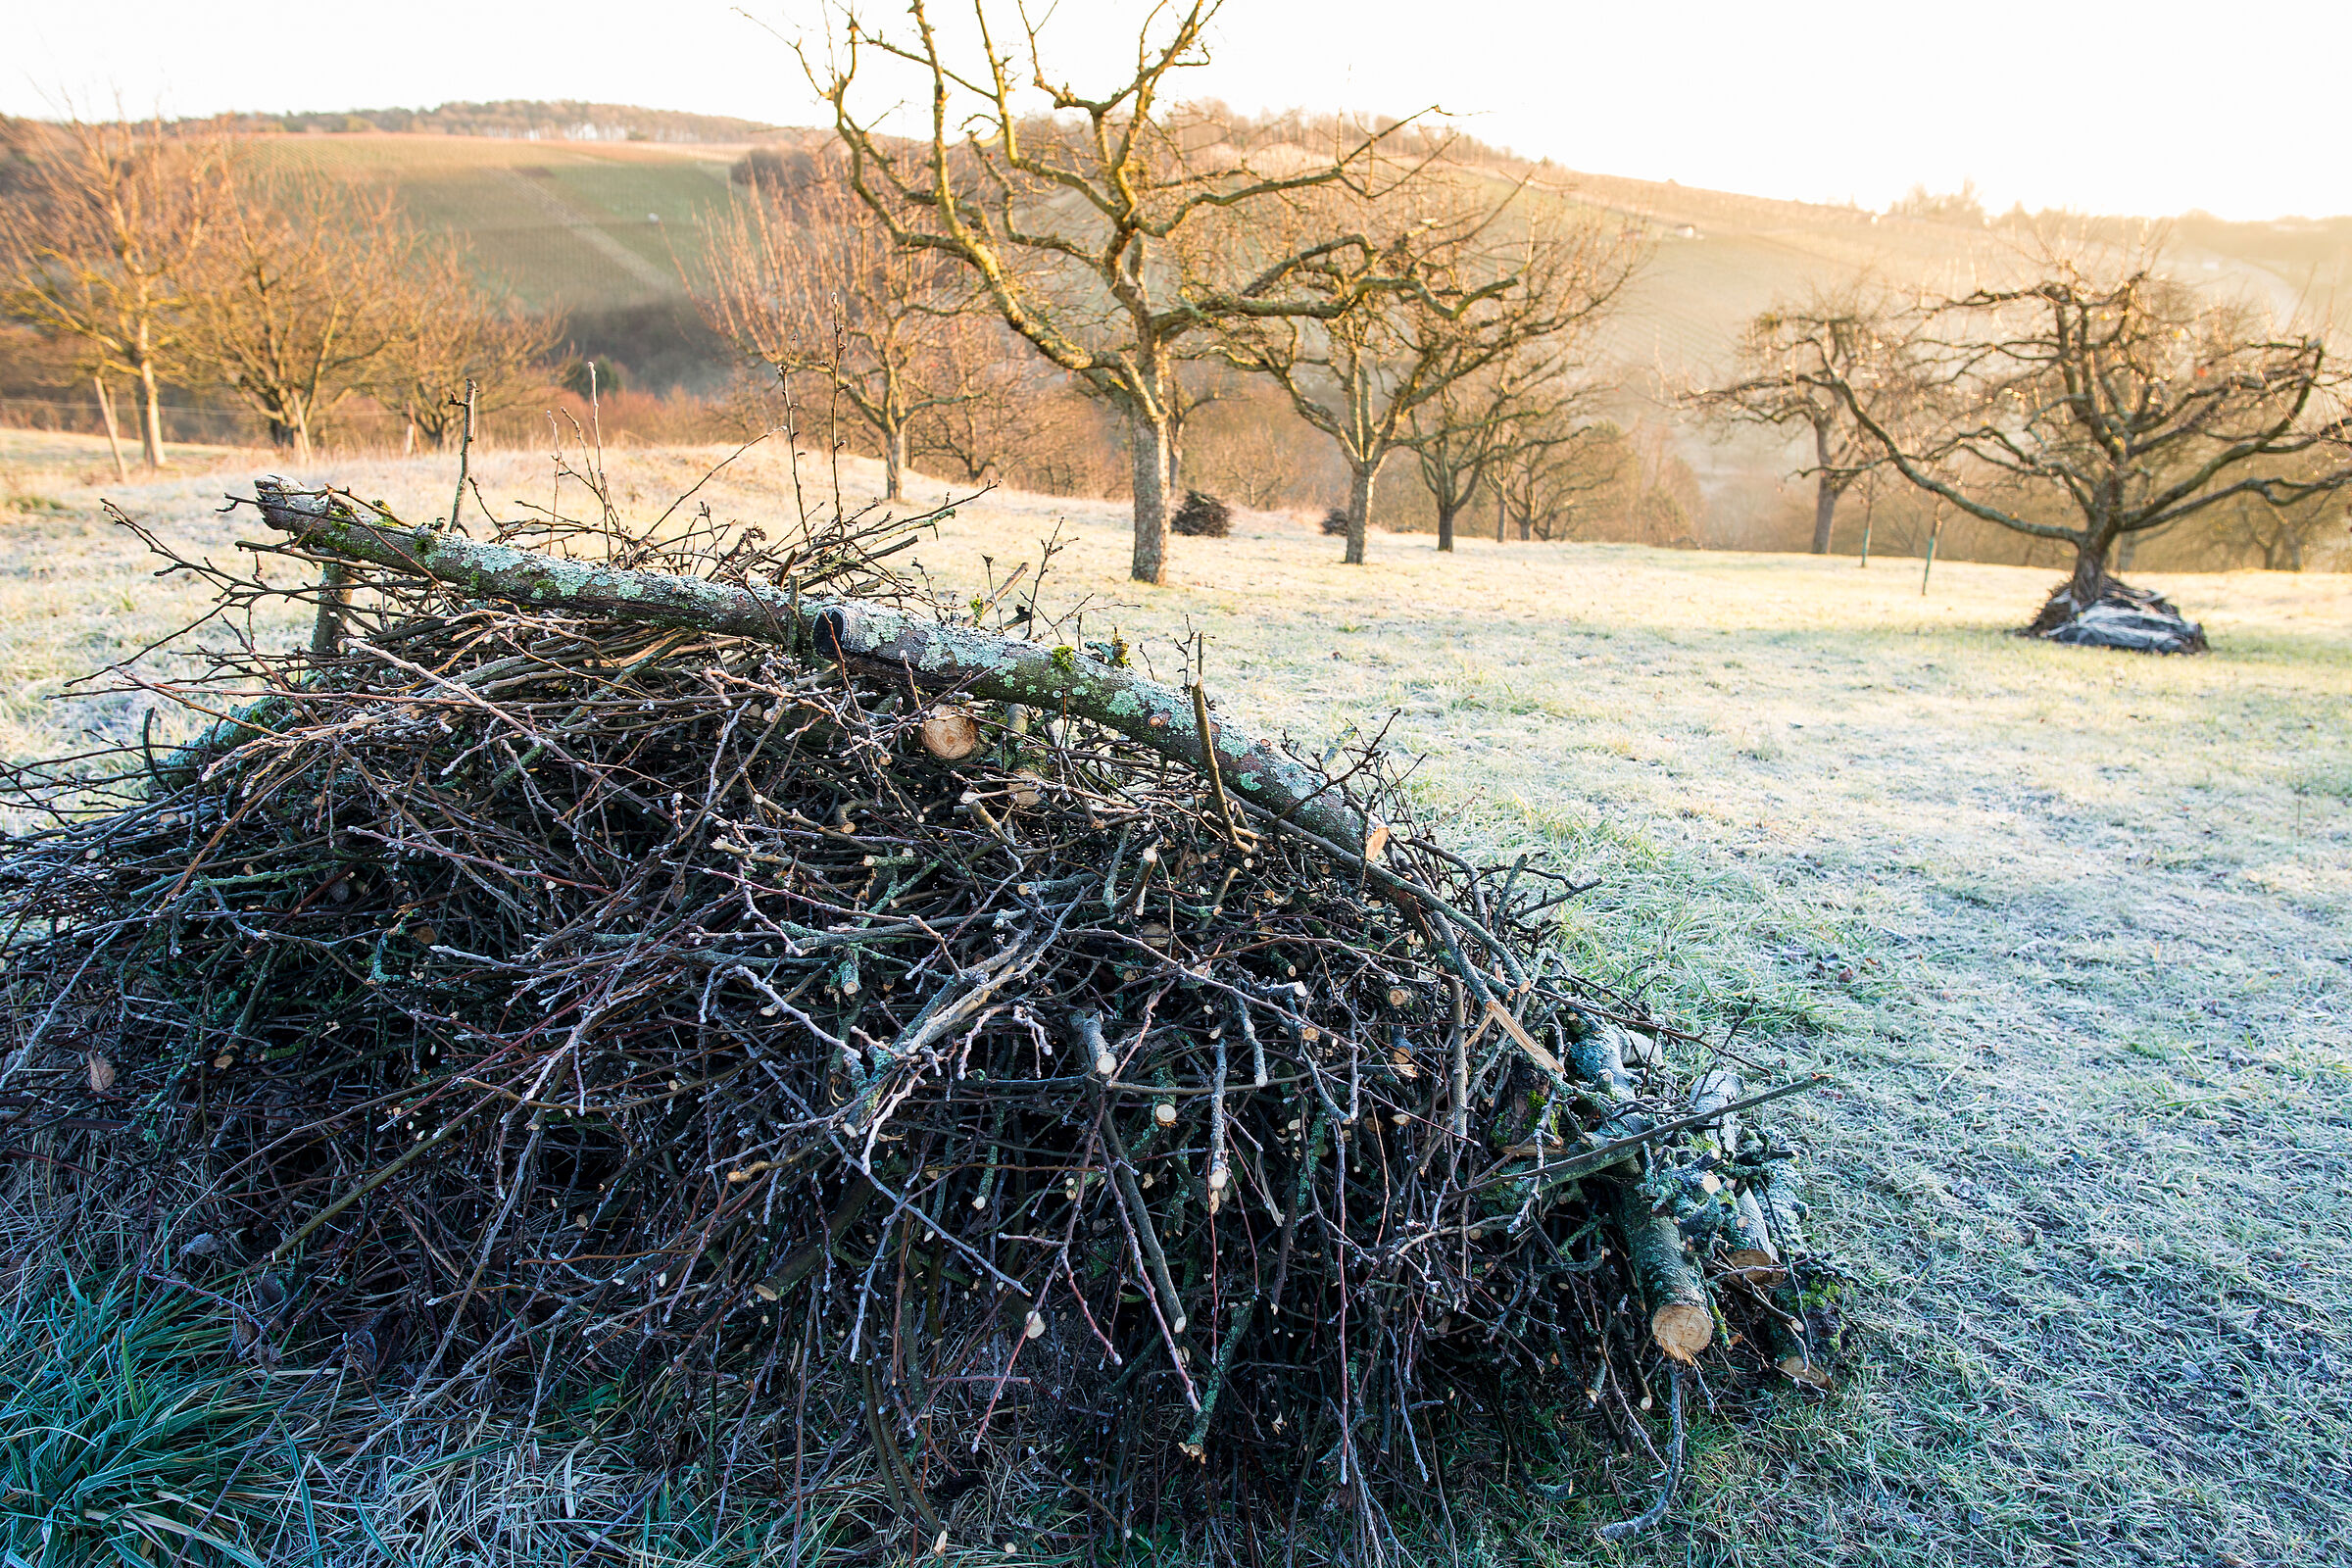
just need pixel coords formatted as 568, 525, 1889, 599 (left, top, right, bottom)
1494, 412, 1634, 541
1411, 342, 1599, 552
906, 315, 1029, 482
0, 114, 229, 467
184, 167, 422, 456
2203, 457, 2345, 570
1821, 253, 2352, 628
809, 1, 1429, 581
693, 167, 972, 500
1221, 180, 1638, 564
380, 241, 563, 451
1690, 280, 1918, 555
1182, 379, 1329, 510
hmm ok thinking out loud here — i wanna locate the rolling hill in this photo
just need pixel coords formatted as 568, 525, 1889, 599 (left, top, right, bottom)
264, 125, 2351, 396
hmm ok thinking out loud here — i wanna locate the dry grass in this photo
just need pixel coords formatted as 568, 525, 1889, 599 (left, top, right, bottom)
4, 426, 2349, 1565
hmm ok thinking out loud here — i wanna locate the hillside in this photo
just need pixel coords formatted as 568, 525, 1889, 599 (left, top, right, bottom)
10, 118, 2347, 565
259, 126, 2352, 394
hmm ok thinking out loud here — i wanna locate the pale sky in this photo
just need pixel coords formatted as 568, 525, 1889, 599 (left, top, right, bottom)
10, 1, 2347, 221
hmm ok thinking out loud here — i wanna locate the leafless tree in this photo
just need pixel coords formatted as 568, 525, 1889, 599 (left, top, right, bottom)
1410, 343, 1600, 552
906, 316, 1031, 482
1220, 179, 1639, 564
1181, 379, 1329, 510
693, 167, 973, 500
1690, 280, 1922, 555
183, 167, 423, 456
808, 0, 1432, 581
2202, 456, 2345, 570
1493, 412, 1632, 541
379, 241, 564, 451
1820, 252, 2352, 627
0, 114, 230, 467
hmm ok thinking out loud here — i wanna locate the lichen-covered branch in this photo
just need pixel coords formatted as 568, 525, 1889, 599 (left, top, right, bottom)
243, 480, 1368, 852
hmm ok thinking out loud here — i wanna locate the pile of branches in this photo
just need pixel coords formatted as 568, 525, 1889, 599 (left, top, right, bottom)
0, 481, 1831, 1552
1170, 491, 1232, 538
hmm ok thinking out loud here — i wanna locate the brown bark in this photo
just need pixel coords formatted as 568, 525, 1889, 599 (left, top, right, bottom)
1342, 461, 1374, 565
1131, 409, 1171, 583
1609, 1179, 1714, 1361
1810, 421, 1843, 554
135, 352, 165, 469
884, 421, 907, 502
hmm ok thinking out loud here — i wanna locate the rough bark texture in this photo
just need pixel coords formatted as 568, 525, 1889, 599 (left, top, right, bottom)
237, 482, 1369, 850
1808, 417, 1844, 555
1131, 411, 1170, 584
883, 423, 907, 502
1609, 1179, 1715, 1361
1343, 463, 1373, 566
1810, 474, 1840, 555
135, 355, 165, 469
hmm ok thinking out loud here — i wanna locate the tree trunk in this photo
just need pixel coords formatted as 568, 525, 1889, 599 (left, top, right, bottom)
2066, 528, 2116, 608
1342, 460, 1373, 565
2021, 526, 2116, 633
1436, 498, 1458, 554
1811, 471, 1841, 555
135, 356, 165, 469
1809, 417, 1840, 555
94, 376, 127, 480
244, 481, 1377, 853
884, 421, 907, 502
1129, 409, 1171, 584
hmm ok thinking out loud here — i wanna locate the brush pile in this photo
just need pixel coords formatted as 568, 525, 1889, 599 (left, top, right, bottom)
1169, 490, 1232, 538
0, 481, 1830, 1549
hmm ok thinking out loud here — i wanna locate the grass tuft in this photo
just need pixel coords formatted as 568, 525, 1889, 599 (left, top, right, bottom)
0, 1275, 285, 1567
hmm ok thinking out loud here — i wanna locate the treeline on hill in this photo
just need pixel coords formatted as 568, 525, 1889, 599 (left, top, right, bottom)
182, 101, 775, 144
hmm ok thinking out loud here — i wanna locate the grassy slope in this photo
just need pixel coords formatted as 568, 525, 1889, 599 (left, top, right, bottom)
3, 428, 2349, 1565
250, 132, 2352, 381
254, 132, 750, 312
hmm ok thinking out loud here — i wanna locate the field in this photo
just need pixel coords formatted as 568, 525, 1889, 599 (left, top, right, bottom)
3, 426, 2350, 1565
254, 132, 753, 314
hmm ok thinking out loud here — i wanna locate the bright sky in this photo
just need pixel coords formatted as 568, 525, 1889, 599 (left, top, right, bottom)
11, 1, 2348, 221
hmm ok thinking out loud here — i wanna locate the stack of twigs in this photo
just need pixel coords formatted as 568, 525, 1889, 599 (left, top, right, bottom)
0, 481, 1830, 1552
